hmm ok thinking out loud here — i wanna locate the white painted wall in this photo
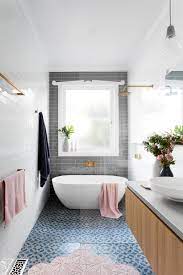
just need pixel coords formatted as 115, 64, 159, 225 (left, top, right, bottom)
0, 72, 49, 263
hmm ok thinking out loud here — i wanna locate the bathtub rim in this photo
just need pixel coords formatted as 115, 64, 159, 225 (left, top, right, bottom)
52, 174, 128, 185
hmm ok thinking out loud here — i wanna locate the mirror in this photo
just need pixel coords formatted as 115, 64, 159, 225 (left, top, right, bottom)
165, 70, 183, 95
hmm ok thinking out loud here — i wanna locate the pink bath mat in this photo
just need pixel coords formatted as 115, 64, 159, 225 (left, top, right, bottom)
28, 247, 140, 275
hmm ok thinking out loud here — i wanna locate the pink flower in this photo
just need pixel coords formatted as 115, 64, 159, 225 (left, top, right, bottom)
167, 148, 174, 154
157, 155, 164, 161
170, 144, 174, 150
165, 153, 173, 161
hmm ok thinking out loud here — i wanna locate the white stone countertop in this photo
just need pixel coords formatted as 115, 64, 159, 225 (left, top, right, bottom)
127, 181, 183, 241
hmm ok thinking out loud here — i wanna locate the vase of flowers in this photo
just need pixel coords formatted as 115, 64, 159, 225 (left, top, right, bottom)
159, 165, 173, 177
143, 133, 175, 177
152, 159, 161, 177
58, 125, 74, 152
157, 154, 174, 177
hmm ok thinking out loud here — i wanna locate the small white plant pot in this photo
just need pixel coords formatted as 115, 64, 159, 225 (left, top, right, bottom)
63, 138, 69, 152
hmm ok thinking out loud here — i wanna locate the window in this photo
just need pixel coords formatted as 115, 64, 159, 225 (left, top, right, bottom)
58, 81, 119, 156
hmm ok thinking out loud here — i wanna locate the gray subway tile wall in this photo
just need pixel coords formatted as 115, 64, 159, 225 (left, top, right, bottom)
49, 72, 128, 181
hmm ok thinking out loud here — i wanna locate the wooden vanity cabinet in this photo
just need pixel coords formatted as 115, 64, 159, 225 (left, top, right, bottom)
126, 188, 183, 275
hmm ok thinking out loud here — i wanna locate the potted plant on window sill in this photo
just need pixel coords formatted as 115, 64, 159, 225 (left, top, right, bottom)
58, 125, 74, 152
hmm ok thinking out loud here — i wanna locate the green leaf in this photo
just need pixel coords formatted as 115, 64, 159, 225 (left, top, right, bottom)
58, 125, 75, 139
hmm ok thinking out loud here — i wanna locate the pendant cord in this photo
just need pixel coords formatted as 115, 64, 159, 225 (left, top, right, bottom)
170, 0, 172, 25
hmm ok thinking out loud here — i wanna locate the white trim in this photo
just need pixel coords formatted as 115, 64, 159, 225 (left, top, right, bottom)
59, 152, 119, 157
58, 82, 119, 157
53, 80, 125, 87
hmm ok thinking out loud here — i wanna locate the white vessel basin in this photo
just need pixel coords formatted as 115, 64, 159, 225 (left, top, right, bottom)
150, 177, 183, 202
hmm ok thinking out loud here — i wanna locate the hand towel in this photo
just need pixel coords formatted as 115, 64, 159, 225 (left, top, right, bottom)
4, 170, 26, 225
99, 183, 122, 219
38, 112, 50, 187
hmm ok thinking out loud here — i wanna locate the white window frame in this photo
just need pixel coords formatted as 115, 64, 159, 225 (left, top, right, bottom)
58, 81, 119, 156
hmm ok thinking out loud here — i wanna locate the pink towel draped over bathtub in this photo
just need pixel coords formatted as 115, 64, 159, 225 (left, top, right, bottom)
99, 183, 122, 219
4, 170, 27, 225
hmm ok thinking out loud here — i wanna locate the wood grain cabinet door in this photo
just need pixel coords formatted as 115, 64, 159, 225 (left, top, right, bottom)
126, 188, 183, 275
157, 220, 183, 275
126, 188, 140, 241
125, 189, 158, 273
140, 203, 158, 273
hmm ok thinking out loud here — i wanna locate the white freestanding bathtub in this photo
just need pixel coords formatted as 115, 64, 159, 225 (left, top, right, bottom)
52, 175, 128, 209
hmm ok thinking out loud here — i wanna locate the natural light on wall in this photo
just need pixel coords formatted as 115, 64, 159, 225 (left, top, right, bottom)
58, 82, 119, 156
129, 87, 183, 144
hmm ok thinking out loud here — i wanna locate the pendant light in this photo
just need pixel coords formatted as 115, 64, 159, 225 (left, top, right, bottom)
166, 0, 176, 39
165, 0, 182, 75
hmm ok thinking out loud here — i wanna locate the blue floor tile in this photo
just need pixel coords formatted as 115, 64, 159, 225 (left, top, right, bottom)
18, 196, 153, 274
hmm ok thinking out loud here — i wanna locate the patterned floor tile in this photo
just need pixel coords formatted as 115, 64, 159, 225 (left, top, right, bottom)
19, 241, 80, 272
18, 196, 153, 274
87, 243, 153, 275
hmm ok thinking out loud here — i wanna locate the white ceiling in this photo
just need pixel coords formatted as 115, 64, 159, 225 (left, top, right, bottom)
0, 0, 167, 73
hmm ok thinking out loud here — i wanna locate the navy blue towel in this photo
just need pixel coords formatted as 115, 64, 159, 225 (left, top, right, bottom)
38, 112, 50, 187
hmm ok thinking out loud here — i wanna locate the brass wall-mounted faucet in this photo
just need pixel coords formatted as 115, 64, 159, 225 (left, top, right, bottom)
82, 161, 96, 167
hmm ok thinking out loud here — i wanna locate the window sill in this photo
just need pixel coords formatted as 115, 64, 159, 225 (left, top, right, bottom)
58, 152, 119, 157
